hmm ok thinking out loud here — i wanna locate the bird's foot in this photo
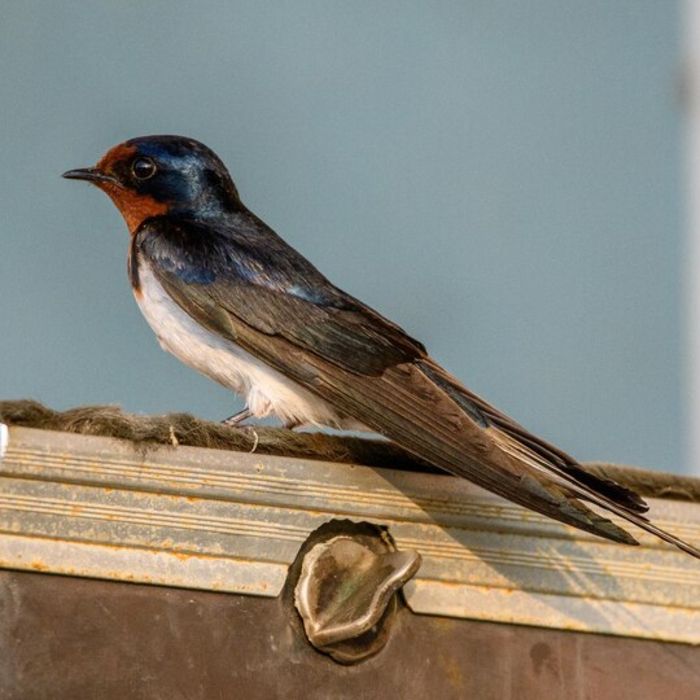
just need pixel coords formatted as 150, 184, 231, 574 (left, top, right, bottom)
283, 419, 306, 431
222, 407, 252, 427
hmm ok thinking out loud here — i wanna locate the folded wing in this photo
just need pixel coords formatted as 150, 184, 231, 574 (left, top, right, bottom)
138, 223, 700, 557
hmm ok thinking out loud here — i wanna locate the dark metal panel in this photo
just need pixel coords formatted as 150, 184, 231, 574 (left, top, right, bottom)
1, 571, 699, 700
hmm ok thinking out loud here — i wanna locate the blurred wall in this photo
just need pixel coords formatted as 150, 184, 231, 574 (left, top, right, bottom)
0, 2, 684, 471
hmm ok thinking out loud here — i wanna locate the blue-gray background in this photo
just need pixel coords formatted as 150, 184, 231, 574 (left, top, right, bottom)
0, 2, 686, 472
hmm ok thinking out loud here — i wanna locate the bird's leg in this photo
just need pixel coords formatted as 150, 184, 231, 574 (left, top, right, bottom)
222, 407, 252, 427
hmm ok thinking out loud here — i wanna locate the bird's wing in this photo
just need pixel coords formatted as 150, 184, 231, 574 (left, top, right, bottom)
138, 225, 700, 557
135, 216, 425, 375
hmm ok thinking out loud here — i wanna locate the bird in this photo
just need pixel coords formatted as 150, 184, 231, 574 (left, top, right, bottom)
63, 134, 700, 558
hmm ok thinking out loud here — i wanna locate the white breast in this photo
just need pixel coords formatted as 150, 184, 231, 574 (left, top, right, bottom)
134, 258, 359, 429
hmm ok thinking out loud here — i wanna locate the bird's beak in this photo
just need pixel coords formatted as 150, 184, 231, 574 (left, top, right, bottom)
62, 167, 118, 185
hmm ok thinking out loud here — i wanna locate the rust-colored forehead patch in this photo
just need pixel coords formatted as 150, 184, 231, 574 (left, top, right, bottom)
97, 142, 137, 172
93, 142, 168, 234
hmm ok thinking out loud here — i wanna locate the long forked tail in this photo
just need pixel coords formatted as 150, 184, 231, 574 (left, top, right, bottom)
418, 359, 700, 559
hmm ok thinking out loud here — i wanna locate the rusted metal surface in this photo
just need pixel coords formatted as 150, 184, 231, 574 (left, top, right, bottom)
1, 570, 699, 700
293, 521, 421, 662
1, 426, 699, 643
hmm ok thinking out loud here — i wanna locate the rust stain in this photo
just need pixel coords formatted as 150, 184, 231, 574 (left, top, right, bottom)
439, 655, 466, 691
432, 617, 459, 632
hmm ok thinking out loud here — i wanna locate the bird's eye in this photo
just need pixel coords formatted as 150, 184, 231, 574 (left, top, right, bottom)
131, 157, 157, 180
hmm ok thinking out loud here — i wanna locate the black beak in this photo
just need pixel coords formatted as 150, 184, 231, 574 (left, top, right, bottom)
62, 167, 117, 184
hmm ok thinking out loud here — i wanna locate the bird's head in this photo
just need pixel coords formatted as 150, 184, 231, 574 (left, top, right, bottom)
63, 135, 240, 233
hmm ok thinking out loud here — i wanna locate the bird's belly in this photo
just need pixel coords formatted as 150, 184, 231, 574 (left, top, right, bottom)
133, 260, 356, 428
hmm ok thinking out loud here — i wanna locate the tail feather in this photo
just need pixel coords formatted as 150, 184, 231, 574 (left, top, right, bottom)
418, 359, 700, 559
420, 359, 648, 513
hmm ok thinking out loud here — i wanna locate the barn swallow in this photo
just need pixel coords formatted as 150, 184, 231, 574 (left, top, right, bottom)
63, 135, 700, 558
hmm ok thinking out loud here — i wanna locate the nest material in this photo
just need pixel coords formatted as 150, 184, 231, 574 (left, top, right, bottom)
1, 399, 698, 503
0, 400, 436, 473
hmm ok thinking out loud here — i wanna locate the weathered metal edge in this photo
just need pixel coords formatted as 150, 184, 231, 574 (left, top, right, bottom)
1, 426, 699, 644
0, 531, 286, 596
404, 579, 700, 643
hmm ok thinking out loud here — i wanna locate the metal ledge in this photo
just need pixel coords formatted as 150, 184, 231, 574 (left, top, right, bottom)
1, 425, 699, 644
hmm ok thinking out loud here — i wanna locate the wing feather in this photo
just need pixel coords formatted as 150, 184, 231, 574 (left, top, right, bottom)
138, 222, 700, 557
